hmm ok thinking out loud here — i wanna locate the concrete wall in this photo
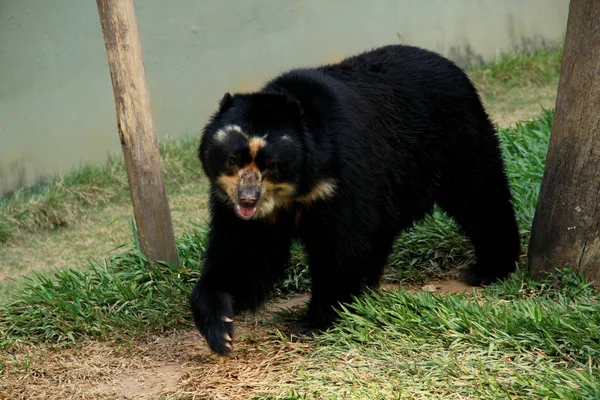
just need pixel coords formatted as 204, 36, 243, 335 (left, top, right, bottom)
0, 0, 569, 194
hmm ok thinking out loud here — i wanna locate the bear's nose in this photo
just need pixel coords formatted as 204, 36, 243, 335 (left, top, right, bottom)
238, 186, 260, 206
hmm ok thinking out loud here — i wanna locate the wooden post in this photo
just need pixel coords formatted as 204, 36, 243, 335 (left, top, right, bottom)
528, 0, 600, 287
96, 0, 179, 267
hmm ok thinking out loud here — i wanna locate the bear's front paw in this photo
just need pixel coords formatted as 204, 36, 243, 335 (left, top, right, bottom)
201, 313, 235, 356
190, 289, 235, 356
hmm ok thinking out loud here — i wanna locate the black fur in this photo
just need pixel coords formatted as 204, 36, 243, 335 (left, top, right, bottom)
190, 44, 521, 355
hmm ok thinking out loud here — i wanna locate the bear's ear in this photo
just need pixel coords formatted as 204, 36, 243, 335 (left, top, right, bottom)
286, 98, 304, 119
218, 92, 233, 112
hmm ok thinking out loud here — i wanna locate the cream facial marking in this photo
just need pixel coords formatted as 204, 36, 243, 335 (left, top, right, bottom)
255, 181, 297, 219
214, 124, 247, 143
248, 136, 267, 158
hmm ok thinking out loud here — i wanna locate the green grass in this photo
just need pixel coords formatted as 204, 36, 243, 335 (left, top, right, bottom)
0, 136, 204, 243
262, 269, 600, 399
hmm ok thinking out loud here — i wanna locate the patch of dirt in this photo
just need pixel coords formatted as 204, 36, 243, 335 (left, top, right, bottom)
95, 364, 184, 399
382, 278, 476, 295
270, 293, 311, 310
420, 279, 475, 294
1, 280, 476, 399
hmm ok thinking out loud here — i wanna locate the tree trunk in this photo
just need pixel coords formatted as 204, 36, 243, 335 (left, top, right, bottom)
96, 0, 179, 267
528, 0, 600, 287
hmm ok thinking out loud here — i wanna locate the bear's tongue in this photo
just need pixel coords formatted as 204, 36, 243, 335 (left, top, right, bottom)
236, 204, 257, 219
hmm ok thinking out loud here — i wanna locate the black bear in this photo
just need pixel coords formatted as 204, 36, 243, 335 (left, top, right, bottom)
190, 44, 521, 356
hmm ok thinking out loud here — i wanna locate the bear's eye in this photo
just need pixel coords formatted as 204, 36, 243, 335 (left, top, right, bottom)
227, 157, 237, 167
267, 162, 277, 171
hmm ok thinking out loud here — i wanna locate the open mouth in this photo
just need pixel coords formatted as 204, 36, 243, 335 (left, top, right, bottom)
235, 204, 258, 220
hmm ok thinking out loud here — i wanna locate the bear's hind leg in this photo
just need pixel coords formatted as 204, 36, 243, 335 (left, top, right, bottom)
437, 164, 521, 286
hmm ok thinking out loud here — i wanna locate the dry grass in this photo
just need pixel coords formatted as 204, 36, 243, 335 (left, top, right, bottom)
483, 84, 558, 128
0, 189, 209, 297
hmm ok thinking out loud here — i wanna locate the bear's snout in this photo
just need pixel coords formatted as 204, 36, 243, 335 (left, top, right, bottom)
238, 185, 261, 207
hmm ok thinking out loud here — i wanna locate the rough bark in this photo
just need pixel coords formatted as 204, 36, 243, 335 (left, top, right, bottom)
96, 0, 179, 267
528, 0, 600, 287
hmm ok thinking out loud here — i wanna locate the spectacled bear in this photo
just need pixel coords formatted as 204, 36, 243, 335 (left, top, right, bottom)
190, 44, 521, 356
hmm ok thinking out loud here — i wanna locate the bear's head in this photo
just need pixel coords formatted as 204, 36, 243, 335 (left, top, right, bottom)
199, 92, 305, 220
